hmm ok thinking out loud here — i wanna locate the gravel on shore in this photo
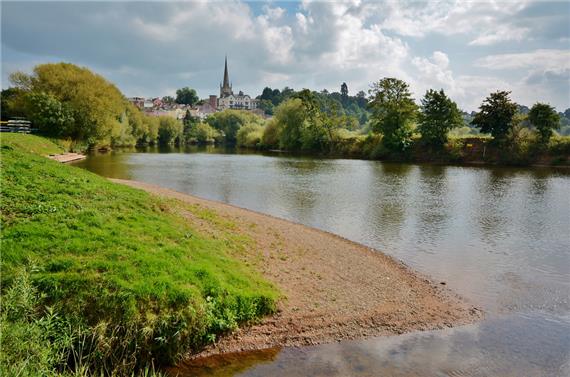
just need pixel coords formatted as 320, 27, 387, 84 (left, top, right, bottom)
111, 179, 483, 360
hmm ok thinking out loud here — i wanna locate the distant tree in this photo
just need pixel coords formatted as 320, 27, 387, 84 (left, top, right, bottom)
125, 103, 147, 142
340, 82, 348, 99
162, 96, 175, 105
418, 89, 463, 147
472, 91, 517, 142
271, 98, 308, 150
175, 87, 199, 106
157, 116, 183, 145
528, 103, 560, 143
259, 99, 275, 115
564, 108, 570, 119
356, 90, 368, 108
368, 77, 418, 151
259, 87, 275, 101
182, 109, 199, 139
205, 110, 264, 143
142, 115, 159, 143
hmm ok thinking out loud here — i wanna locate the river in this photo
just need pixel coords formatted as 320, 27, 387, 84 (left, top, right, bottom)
73, 145, 570, 376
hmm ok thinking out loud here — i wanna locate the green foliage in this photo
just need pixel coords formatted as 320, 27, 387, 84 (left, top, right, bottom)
142, 115, 160, 144
175, 87, 199, 106
0, 136, 278, 372
236, 123, 264, 148
472, 90, 518, 142
157, 116, 183, 145
205, 110, 264, 143
1, 87, 28, 120
418, 89, 463, 147
10, 63, 126, 147
529, 102, 560, 143
368, 78, 418, 152
161, 96, 175, 105
187, 122, 221, 144
261, 118, 280, 148
271, 98, 308, 150
22, 92, 75, 138
257, 85, 369, 125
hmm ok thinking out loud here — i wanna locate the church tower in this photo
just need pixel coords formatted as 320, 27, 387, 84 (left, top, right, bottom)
219, 56, 233, 98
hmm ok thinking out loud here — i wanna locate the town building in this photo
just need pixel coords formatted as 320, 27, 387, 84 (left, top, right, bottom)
216, 57, 259, 111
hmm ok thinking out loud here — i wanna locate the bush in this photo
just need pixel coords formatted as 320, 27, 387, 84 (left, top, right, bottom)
205, 110, 264, 143
261, 119, 280, 148
236, 123, 264, 148
187, 122, 220, 144
157, 116, 183, 145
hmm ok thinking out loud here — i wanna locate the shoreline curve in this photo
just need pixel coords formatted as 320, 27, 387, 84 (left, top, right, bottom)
110, 178, 483, 362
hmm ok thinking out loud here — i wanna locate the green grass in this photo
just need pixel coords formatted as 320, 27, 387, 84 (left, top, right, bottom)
2, 133, 65, 155
0, 135, 278, 375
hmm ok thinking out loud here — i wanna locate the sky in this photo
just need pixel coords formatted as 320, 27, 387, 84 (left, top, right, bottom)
2, 0, 570, 112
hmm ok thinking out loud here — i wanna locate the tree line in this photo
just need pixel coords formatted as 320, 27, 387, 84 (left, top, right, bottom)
1, 63, 568, 163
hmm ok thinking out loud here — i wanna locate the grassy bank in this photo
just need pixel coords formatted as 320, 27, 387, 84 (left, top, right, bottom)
0, 134, 278, 375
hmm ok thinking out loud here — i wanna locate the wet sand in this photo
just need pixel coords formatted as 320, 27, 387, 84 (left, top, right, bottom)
111, 179, 483, 360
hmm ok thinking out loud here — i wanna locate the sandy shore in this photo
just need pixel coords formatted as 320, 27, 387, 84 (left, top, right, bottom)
111, 179, 483, 359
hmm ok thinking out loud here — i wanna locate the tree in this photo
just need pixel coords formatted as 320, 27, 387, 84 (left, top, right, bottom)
158, 116, 183, 145
161, 96, 175, 105
418, 89, 463, 147
175, 87, 198, 106
205, 110, 264, 143
0, 88, 27, 120
528, 103, 560, 143
24, 92, 75, 137
10, 63, 126, 145
340, 82, 348, 100
123, 103, 148, 144
186, 122, 220, 144
472, 91, 517, 142
272, 98, 307, 150
368, 77, 418, 151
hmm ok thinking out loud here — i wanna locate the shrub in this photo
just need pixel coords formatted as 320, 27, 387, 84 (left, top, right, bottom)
261, 118, 280, 148
157, 116, 183, 145
236, 123, 264, 148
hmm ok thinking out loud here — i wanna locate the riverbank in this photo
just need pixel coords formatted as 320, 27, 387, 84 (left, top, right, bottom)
238, 135, 570, 168
112, 179, 483, 363
1, 134, 278, 376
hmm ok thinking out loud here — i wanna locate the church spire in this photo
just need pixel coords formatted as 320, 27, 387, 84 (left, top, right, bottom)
223, 55, 230, 88
220, 55, 233, 98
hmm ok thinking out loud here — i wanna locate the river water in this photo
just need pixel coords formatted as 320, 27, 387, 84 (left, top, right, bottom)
73, 146, 570, 376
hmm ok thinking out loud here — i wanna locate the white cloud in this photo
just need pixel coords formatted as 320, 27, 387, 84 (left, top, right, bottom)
469, 25, 530, 46
475, 49, 570, 72
1, 1, 569, 111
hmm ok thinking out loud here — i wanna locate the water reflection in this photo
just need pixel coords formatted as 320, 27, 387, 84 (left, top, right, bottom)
73, 148, 570, 376
176, 314, 570, 377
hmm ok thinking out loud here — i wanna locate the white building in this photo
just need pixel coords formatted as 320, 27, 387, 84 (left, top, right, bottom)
217, 91, 259, 111
216, 57, 259, 111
